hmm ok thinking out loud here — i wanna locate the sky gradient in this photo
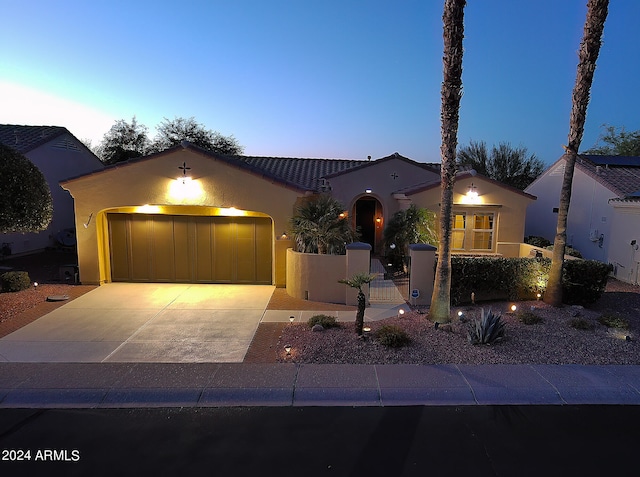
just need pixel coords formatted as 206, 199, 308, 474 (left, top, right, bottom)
1, 0, 638, 165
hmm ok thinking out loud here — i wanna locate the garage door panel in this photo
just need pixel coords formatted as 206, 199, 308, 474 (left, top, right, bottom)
108, 214, 272, 284
213, 218, 233, 283
195, 217, 213, 281
109, 214, 130, 281
173, 217, 191, 281
255, 219, 273, 283
129, 216, 151, 281
151, 216, 175, 282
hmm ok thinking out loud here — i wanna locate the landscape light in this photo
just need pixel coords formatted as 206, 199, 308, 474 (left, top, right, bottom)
289, 316, 295, 324
398, 309, 405, 317
510, 304, 517, 312
457, 311, 463, 317
33, 282, 38, 289
284, 345, 292, 355
363, 327, 371, 333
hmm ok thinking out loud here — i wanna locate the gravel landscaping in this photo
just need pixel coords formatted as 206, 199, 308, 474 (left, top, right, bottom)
276, 279, 640, 365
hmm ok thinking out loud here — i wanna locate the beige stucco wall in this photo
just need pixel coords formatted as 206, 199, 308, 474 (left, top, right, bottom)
408, 175, 534, 251
61, 147, 303, 285
286, 249, 347, 303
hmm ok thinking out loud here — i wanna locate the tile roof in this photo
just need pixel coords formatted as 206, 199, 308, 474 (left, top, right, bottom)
0, 125, 69, 154
577, 154, 640, 197
235, 155, 366, 191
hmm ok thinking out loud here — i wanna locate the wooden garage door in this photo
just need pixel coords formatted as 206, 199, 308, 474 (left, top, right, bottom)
108, 214, 272, 284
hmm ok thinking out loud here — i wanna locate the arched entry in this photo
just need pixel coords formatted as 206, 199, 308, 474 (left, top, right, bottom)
353, 197, 383, 254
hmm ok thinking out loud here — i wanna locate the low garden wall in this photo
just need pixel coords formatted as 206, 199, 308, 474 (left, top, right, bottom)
286, 249, 346, 303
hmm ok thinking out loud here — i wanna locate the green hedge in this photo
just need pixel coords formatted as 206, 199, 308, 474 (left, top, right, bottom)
450, 257, 612, 306
1, 271, 32, 292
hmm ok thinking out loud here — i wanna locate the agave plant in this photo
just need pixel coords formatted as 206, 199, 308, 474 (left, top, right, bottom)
467, 308, 505, 345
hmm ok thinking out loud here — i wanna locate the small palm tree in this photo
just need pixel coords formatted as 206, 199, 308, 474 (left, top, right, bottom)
339, 272, 376, 335
290, 194, 358, 254
384, 204, 438, 270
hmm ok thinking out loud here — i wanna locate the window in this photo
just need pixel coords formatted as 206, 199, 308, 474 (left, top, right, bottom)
452, 213, 466, 249
472, 213, 494, 250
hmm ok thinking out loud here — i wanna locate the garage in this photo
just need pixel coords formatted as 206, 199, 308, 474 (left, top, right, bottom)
108, 213, 272, 284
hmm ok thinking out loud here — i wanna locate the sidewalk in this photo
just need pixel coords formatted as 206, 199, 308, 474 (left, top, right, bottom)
1, 362, 639, 408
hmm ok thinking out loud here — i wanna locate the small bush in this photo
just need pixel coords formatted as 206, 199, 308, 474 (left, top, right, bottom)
597, 313, 630, 330
1, 271, 31, 292
518, 311, 543, 325
375, 325, 411, 348
569, 318, 594, 331
468, 308, 505, 345
525, 236, 552, 248
307, 314, 339, 329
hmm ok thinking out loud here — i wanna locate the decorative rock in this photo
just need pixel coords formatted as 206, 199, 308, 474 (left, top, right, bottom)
46, 295, 70, 302
311, 324, 324, 332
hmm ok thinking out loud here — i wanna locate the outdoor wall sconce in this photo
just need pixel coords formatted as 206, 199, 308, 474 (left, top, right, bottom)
178, 161, 191, 184
467, 183, 478, 198
83, 212, 93, 229
284, 344, 292, 355
375, 217, 382, 224
339, 212, 347, 219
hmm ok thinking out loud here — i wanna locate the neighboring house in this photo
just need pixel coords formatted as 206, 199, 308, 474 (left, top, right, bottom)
525, 154, 640, 283
0, 125, 104, 256
60, 144, 536, 286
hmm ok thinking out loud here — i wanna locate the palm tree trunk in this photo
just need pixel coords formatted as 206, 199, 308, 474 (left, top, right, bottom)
430, 0, 466, 323
545, 0, 609, 306
355, 290, 365, 335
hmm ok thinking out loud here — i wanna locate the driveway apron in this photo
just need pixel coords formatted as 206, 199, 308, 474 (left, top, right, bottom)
0, 283, 275, 363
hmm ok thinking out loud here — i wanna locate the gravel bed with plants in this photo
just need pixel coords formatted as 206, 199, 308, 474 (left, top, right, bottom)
277, 279, 640, 365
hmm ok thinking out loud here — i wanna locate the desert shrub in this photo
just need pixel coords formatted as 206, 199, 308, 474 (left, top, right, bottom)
375, 325, 411, 348
569, 318, 594, 330
1, 271, 31, 292
307, 314, 339, 329
467, 308, 505, 345
518, 311, 543, 325
562, 260, 612, 305
597, 313, 630, 329
449, 257, 611, 306
525, 236, 552, 248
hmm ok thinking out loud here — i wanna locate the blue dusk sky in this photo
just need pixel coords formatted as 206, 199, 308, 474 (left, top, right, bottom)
0, 0, 638, 165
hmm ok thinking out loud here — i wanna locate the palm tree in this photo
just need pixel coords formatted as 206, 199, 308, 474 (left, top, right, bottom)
429, 0, 466, 323
290, 194, 358, 254
545, 0, 609, 306
339, 272, 376, 335
384, 205, 438, 270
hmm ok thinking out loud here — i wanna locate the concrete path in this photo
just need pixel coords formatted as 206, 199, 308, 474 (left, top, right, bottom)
0, 283, 275, 363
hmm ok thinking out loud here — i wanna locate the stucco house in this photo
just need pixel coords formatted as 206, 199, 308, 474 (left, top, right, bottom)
0, 125, 104, 256
525, 154, 640, 283
60, 143, 536, 287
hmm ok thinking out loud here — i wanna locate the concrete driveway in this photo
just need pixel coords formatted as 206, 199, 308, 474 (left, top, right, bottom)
0, 283, 275, 363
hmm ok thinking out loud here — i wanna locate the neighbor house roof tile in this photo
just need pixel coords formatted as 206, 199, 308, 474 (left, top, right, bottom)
0, 125, 69, 154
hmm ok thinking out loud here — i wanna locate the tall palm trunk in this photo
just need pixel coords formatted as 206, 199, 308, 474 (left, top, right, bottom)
545, 0, 609, 306
430, 0, 466, 323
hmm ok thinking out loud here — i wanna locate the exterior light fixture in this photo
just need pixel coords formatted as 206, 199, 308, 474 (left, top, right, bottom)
280, 232, 288, 240
289, 316, 295, 324
536, 293, 542, 300
457, 311, 463, 317
375, 217, 382, 224
510, 304, 517, 312
398, 309, 405, 318
33, 282, 38, 289
339, 212, 347, 219
365, 189, 372, 194
284, 344, 292, 355
363, 326, 371, 333
178, 161, 191, 184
